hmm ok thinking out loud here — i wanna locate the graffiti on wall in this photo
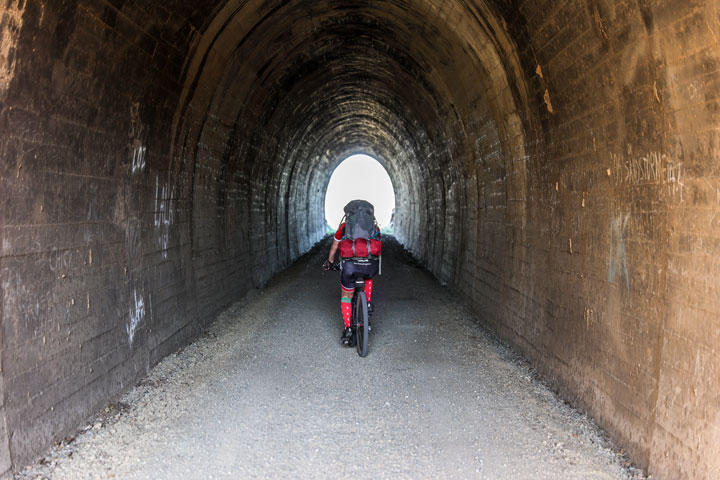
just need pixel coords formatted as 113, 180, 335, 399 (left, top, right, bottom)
666, 160, 684, 202
126, 289, 145, 347
129, 102, 147, 175
132, 145, 147, 174
610, 150, 664, 187
610, 148, 685, 202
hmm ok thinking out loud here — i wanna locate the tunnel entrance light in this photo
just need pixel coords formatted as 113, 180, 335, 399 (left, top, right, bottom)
324, 154, 395, 233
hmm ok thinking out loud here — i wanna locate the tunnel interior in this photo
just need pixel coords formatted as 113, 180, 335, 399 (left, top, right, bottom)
1, 0, 719, 478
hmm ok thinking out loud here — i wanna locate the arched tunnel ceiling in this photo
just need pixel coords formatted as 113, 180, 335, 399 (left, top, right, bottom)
170, 0, 532, 277
176, 0, 529, 213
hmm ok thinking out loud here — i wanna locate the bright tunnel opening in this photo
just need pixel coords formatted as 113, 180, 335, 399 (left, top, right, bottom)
324, 154, 396, 232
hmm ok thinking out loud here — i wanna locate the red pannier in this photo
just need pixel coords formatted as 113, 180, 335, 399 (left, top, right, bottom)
339, 238, 382, 258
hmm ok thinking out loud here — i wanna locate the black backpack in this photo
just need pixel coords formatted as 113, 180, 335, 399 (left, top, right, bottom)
343, 200, 376, 240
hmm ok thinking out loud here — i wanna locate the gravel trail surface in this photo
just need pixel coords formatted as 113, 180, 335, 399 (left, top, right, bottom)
16, 238, 645, 479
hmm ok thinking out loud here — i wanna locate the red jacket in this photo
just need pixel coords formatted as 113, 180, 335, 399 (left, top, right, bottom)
334, 223, 382, 258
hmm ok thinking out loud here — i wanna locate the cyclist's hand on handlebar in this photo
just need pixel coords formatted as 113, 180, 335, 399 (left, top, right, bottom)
322, 260, 333, 271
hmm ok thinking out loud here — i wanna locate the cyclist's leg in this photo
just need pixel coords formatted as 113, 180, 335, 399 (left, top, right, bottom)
364, 278, 373, 302
340, 287, 353, 328
340, 261, 355, 343
362, 259, 379, 309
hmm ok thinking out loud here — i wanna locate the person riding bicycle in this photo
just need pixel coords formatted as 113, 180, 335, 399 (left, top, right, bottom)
323, 200, 382, 346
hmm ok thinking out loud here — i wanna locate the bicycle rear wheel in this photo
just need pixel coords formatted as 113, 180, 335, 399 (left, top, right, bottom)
355, 291, 369, 357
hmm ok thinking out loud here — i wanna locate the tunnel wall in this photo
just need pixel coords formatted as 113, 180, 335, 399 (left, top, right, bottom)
0, 1, 326, 473
397, 2, 719, 479
531, 3, 720, 478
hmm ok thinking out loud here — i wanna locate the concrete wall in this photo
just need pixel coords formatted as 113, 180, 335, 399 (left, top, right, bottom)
0, 1, 718, 478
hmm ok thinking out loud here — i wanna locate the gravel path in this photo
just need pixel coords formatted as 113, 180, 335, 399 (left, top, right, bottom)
16, 238, 646, 479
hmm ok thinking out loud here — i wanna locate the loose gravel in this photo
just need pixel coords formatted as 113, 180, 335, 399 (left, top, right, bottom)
16, 238, 647, 479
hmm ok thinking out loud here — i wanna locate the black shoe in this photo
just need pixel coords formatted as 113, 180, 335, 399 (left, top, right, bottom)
342, 327, 354, 346
367, 302, 374, 316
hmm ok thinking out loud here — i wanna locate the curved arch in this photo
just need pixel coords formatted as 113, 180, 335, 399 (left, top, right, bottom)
173, 0, 532, 285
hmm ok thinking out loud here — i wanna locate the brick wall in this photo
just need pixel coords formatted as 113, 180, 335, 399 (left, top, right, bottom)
0, 0, 326, 472
408, 1, 720, 478
0, 0, 717, 478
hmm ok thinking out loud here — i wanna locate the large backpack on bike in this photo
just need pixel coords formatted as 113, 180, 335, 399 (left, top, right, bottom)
339, 200, 382, 258
343, 200, 375, 240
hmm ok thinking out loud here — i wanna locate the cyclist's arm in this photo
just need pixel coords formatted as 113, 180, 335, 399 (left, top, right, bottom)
328, 239, 339, 263
328, 222, 345, 263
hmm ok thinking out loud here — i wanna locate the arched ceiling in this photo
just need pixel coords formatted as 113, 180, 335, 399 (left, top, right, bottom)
171, 0, 532, 264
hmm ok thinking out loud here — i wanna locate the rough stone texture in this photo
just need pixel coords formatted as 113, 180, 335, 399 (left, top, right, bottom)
0, 1, 718, 478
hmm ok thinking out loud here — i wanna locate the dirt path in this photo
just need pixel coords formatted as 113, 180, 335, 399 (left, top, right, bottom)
16, 238, 644, 479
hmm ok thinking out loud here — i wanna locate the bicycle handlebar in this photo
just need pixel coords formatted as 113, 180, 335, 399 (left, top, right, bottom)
322, 260, 341, 272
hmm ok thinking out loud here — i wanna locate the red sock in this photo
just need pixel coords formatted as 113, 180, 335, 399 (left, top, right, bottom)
341, 299, 352, 328
364, 279, 373, 303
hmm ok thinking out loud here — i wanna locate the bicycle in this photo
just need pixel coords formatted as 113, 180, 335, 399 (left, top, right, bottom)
329, 262, 370, 357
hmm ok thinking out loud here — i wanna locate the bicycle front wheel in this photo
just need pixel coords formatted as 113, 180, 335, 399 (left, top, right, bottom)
355, 291, 369, 357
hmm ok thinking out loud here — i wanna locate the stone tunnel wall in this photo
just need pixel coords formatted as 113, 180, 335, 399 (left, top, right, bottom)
0, 1, 719, 479
444, 3, 720, 480
0, 0, 327, 473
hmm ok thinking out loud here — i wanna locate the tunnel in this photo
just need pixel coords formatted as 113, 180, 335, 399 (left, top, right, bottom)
0, 0, 718, 478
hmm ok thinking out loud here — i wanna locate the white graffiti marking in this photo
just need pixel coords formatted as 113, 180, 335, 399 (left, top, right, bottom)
666, 161, 685, 202
610, 151, 665, 187
131, 144, 146, 174
129, 102, 147, 175
126, 289, 145, 347
609, 147, 687, 203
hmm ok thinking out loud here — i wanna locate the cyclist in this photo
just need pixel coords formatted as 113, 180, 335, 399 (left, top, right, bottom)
323, 200, 381, 346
